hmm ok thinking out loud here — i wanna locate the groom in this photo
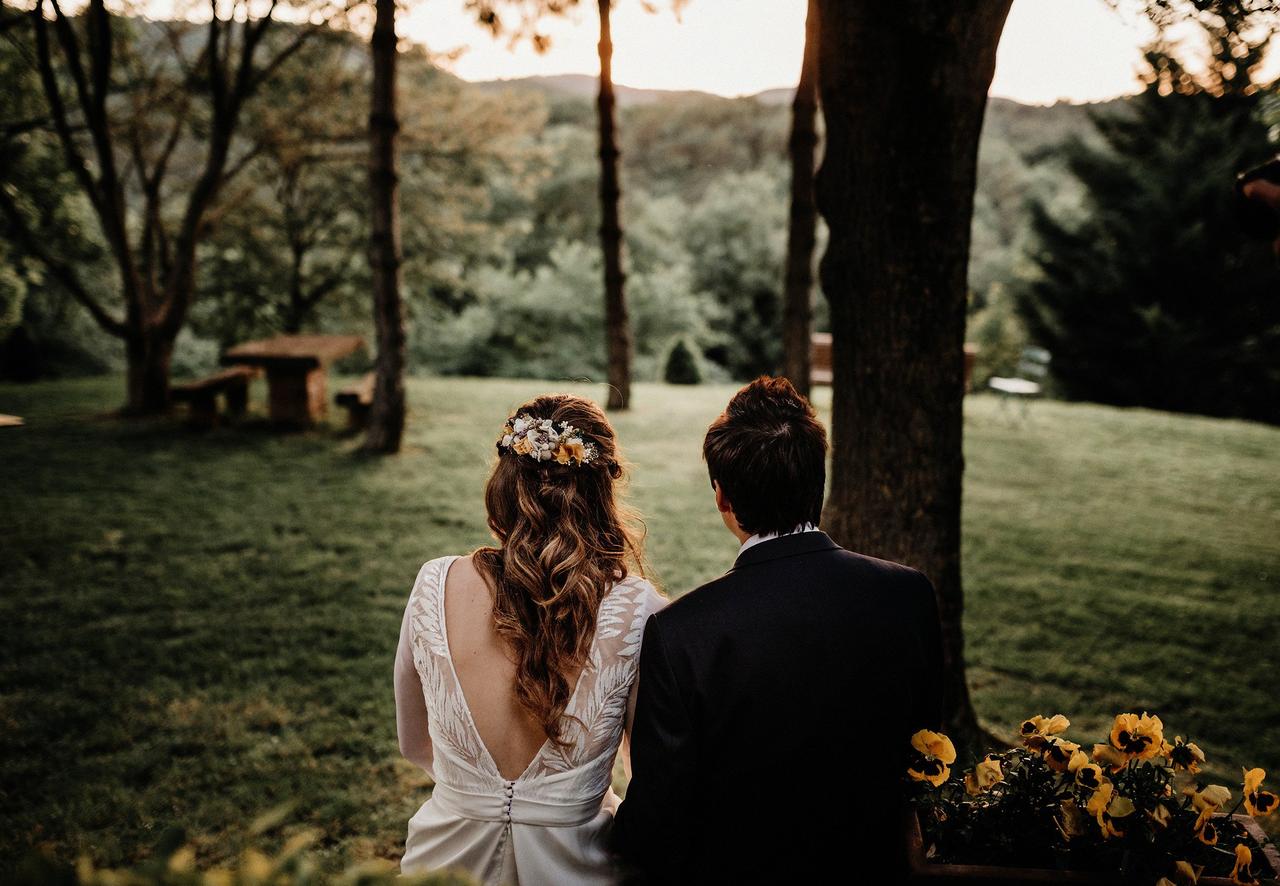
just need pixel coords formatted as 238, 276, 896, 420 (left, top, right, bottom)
613, 377, 944, 883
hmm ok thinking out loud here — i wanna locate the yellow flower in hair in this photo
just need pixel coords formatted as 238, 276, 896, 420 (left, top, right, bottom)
1020, 714, 1070, 750
907, 729, 956, 787
1167, 737, 1206, 773
564, 437, 587, 463
1109, 712, 1164, 760
964, 756, 1004, 796
1231, 843, 1259, 886
1043, 738, 1081, 773
1243, 768, 1278, 818
512, 435, 534, 455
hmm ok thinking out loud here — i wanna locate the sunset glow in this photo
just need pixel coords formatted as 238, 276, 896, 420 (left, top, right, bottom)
404, 0, 1162, 105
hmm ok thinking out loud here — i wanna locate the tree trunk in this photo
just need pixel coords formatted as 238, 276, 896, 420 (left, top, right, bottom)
123, 329, 174, 416
814, 1, 1012, 746
363, 0, 406, 454
782, 0, 820, 399
597, 0, 632, 411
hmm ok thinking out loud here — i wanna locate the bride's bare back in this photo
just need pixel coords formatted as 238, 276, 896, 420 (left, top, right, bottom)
443, 555, 583, 781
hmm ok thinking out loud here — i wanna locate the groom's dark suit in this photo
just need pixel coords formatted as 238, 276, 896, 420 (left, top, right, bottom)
612, 531, 943, 883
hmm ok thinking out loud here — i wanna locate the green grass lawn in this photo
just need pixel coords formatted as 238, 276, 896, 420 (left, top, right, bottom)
1, 376, 1277, 871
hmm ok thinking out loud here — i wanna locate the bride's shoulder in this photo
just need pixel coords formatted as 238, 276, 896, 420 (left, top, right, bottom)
610, 572, 668, 617
408, 554, 463, 598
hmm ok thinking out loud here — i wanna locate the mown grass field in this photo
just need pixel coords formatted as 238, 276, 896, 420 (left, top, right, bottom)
1, 375, 1277, 871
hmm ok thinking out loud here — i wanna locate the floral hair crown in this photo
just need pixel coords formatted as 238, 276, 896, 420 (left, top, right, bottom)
497, 413, 599, 467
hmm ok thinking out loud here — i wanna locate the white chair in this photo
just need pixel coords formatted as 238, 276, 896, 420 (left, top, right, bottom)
988, 346, 1050, 420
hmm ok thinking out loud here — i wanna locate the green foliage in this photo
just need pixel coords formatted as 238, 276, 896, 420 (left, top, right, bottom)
1015, 83, 1280, 422
681, 171, 788, 378
663, 338, 701, 385
11, 810, 474, 885
412, 239, 711, 381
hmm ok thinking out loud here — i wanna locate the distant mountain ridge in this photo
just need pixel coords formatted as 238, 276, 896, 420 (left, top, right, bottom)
471, 73, 785, 106
466, 72, 1108, 114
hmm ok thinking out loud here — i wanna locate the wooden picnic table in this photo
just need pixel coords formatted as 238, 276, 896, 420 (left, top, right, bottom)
221, 334, 364, 428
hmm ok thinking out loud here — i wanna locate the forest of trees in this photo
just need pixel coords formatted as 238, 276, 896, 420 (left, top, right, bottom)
0, 15, 1100, 391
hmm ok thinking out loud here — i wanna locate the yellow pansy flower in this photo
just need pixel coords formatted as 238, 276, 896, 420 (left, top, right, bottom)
1020, 714, 1070, 750
1243, 768, 1278, 818
1231, 843, 1259, 886
1092, 742, 1129, 772
964, 756, 1004, 796
1195, 810, 1219, 846
1043, 738, 1081, 773
1191, 784, 1233, 812
907, 729, 956, 787
1069, 750, 1106, 791
1109, 712, 1164, 760
1086, 781, 1134, 838
1167, 737, 1206, 773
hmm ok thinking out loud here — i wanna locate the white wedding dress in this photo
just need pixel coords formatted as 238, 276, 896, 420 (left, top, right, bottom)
395, 556, 664, 885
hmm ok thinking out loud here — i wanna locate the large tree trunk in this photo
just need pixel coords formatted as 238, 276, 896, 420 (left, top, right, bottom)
781, 0, 820, 399
814, 1, 1012, 745
597, 0, 632, 411
363, 0, 406, 454
123, 329, 174, 416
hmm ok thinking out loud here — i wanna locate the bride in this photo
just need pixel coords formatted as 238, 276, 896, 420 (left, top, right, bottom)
394, 393, 664, 884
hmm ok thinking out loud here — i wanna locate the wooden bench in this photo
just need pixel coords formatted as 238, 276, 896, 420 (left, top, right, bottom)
335, 372, 375, 431
810, 332, 833, 386
171, 365, 260, 429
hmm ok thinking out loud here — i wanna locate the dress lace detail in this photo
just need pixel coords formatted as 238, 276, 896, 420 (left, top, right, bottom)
400, 555, 662, 884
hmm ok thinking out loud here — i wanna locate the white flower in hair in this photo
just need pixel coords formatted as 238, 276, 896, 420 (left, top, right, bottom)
496, 412, 600, 467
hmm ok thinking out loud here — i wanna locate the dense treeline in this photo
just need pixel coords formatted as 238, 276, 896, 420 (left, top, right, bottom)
0, 16, 1085, 388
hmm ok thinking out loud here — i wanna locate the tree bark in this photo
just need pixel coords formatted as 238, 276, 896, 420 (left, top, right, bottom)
597, 0, 632, 411
363, 0, 407, 454
782, 0, 820, 399
123, 329, 175, 416
814, 1, 1012, 745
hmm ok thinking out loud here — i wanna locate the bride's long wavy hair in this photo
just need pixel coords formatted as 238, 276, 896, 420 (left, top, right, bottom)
472, 393, 646, 747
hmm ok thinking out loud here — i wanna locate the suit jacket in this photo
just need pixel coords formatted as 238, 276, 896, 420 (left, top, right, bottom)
612, 531, 944, 883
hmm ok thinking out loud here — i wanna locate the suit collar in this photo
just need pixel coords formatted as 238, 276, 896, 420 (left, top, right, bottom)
731, 530, 839, 570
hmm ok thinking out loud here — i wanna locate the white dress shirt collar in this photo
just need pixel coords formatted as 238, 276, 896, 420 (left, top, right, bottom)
739, 522, 820, 555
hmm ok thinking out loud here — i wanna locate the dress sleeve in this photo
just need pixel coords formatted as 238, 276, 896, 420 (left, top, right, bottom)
611, 612, 696, 879
394, 583, 434, 776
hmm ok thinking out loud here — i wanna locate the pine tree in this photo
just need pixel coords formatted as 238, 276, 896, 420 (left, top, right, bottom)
1016, 17, 1280, 423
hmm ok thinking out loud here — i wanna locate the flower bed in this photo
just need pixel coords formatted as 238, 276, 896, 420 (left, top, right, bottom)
907, 714, 1280, 885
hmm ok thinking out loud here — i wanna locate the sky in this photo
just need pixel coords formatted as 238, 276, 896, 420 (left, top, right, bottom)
402, 0, 1162, 106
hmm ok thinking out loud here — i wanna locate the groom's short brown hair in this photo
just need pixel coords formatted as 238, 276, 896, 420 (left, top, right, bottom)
703, 376, 828, 536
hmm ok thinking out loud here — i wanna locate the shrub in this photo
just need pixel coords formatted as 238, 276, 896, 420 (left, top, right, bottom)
663, 338, 702, 385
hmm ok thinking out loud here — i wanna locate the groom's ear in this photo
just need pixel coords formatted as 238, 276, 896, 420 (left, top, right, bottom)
713, 481, 733, 515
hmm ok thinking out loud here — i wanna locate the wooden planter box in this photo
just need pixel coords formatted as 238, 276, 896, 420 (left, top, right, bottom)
907, 813, 1280, 885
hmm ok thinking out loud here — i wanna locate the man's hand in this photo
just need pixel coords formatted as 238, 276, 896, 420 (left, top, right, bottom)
1239, 160, 1280, 255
